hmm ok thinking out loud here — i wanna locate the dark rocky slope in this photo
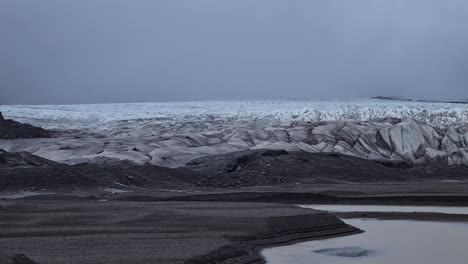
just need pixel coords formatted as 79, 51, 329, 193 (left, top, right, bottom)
187, 149, 468, 188
0, 112, 50, 139
1, 149, 467, 192
0, 150, 203, 192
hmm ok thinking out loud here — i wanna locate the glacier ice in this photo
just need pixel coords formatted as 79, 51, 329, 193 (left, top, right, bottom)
1, 99, 467, 167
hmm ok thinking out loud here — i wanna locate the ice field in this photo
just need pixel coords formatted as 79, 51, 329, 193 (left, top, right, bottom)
1, 98, 468, 167
2, 98, 467, 131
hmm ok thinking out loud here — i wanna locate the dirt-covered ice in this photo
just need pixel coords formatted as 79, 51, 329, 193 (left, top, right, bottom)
1, 99, 468, 167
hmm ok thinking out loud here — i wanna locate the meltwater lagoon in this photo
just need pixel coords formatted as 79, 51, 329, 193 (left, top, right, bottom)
263, 205, 468, 264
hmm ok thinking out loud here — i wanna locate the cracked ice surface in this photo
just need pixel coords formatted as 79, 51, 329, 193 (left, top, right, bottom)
1, 99, 467, 130
1, 99, 468, 167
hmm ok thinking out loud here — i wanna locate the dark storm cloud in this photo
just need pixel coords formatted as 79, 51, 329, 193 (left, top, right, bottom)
1, 0, 468, 104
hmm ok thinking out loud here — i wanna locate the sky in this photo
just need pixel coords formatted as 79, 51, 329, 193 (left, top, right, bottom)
1, 0, 468, 105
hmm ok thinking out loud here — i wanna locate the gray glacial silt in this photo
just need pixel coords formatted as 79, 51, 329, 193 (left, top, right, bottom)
262, 217, 468, 264
1, 100, 468, 167
299, 205, 468, 215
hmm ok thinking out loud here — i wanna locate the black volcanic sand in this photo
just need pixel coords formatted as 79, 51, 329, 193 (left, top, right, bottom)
0, 200, 359, 264
2, 185, 468, 264
1, 149, 468, 263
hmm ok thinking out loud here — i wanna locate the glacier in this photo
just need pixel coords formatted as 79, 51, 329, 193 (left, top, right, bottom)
1, 99, 468, 167
1, 98, 467, 130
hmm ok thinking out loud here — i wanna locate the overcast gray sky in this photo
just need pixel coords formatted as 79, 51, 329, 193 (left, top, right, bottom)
1, 0, 468, 104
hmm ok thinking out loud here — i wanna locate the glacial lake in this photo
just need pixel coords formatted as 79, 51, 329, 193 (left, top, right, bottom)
299, 204, 468, 214
262, 205, 468, 264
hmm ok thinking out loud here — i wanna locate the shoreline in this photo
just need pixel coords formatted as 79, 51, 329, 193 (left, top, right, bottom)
0, 199, 360, 264
333, 211, 468, 222
2, 192, 468, 264
187, 221, 361, 264
113, 191, 468, 206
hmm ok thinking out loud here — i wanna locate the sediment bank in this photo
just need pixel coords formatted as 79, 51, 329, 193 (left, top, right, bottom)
0, 200, 359, 264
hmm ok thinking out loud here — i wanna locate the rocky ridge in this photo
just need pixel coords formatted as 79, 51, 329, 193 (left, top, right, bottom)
186, 149, 468, 188
1, 149, 467, 192
0, 149, 202, 192
0, 112, 50, 139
